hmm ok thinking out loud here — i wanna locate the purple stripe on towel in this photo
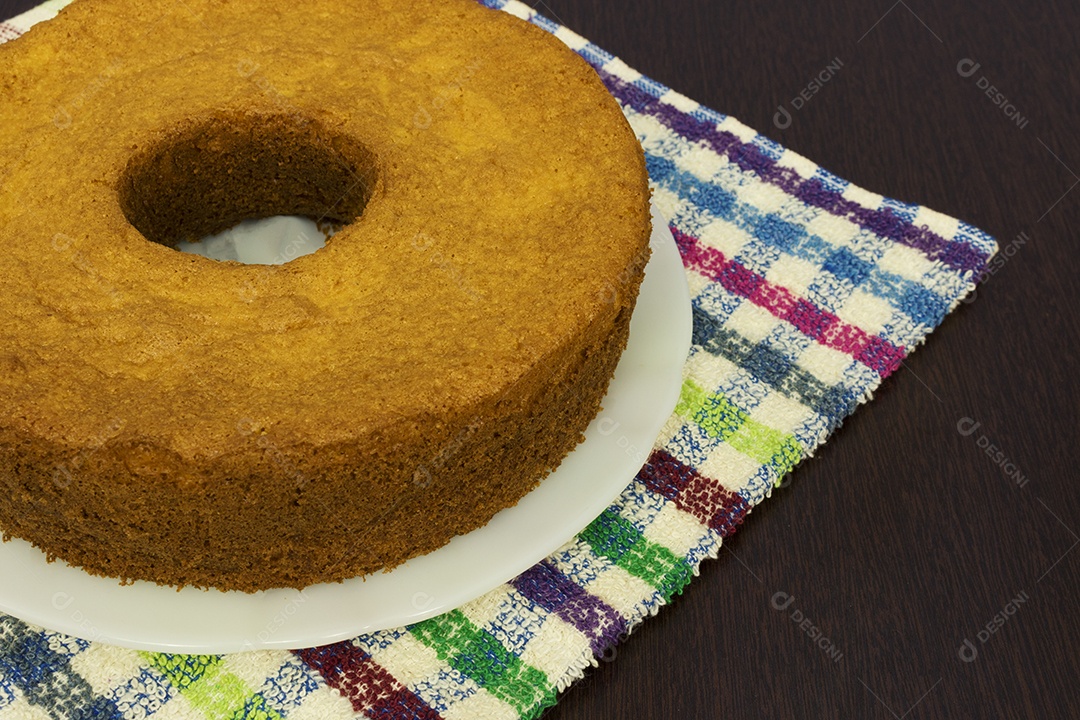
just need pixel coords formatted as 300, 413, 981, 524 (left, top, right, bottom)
512, 560, 627, 655
594, 67, 988, 274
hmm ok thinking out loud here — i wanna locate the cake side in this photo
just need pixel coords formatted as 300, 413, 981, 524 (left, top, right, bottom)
0, 277, 645, 591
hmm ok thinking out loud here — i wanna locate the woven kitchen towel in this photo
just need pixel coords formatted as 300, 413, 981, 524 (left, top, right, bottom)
0, 1, 998, 718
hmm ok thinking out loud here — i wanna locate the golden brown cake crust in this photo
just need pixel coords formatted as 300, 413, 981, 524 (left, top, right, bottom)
0, 0, 651, 591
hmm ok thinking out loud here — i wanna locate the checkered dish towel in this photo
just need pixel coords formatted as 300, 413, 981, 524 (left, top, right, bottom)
0, 0, 998, 718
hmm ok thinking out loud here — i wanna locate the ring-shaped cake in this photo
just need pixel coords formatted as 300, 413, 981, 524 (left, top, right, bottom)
0, 0, 651, 591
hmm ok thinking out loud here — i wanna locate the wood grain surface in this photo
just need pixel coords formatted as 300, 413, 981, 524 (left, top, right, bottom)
1, 0, 1076, 717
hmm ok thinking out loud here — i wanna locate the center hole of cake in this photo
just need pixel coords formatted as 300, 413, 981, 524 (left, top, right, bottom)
177, 216, 338, 265
118, 112, 377, 264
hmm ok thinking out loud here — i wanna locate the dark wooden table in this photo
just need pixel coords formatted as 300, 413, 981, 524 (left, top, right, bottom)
532, 2, 1080, 718
2, 0, 1076, 717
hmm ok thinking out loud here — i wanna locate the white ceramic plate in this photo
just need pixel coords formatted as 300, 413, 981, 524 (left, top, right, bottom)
0, 201, 691, 652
